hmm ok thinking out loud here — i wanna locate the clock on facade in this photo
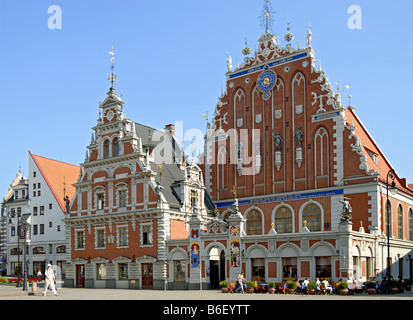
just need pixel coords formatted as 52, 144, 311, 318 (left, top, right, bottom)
256, 65, 277, 100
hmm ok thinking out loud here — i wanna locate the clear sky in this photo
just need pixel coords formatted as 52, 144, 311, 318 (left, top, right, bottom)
1, 0, 412, 195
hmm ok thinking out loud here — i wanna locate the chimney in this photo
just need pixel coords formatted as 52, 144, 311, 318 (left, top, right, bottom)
165, 124, 175, 136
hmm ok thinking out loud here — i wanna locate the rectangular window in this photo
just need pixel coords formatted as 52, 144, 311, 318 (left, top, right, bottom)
14, 191, 18, 200
96, 263, 107, 280
33, 207, 38, 216
142, 225, 153, 245
191, 190, 197, 208
76, 231, 84, 249
33, 183, 36, 189
282, 257, 297, 281
49, 203, 52, 209
40, 206, 44, 215
118, 227, 128, 247
119, 190, 127, 207
251, 258, 266, 282
96, 229, 105, 248
97, 193, 104, 210
118, 263, 128, 280
49, 221, 53, 228
38, 190, 41, 197
174, 261, 186, 282
315, 256, 332, 280
17, 207, 21, 217
40, 224, 44, 234
22, 190, 25, 198
33, 225, 38, 235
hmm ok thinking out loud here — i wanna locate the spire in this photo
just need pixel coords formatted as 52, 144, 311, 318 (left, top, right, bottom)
260, 0, 274, 35
107, 46, 118, 90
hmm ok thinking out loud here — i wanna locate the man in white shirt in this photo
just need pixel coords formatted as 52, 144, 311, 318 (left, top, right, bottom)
43, 264, 58, 296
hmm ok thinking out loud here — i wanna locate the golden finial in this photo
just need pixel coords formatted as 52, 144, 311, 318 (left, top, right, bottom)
303, 220, 307, 227
231, 186, 236, 195
214, 205, 219, 216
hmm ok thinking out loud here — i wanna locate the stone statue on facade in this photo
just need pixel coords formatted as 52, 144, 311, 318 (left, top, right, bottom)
272, 132, 283, 151
295, 126, 303, 148
339, 197, 352, 222
64, 195, 70, 213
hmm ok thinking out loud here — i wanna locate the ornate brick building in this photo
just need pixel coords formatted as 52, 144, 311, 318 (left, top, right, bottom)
195, 27, 413, 287
63, 86, 214, 289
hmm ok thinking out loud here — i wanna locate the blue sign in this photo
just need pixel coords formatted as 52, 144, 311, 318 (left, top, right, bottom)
216, 189, 344, 208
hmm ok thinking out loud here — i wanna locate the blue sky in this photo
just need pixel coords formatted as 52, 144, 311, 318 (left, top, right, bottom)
1, 0, 412, 194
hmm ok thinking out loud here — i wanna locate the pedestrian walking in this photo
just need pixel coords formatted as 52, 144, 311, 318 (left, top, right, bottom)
43, 264, 58, 296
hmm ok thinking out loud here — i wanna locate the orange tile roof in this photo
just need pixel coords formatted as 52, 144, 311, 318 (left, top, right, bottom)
29, 151, 80, 212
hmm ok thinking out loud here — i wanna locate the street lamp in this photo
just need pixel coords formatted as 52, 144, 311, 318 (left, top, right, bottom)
3, 209, 22, 287
3, 209, 31, 290
386, 169, 397, 294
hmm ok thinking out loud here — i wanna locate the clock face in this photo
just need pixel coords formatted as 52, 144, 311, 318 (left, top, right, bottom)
256, 66, 277, 100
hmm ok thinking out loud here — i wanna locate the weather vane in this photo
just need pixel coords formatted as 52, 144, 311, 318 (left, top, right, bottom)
284, 22, 294, 43
107, 46, 118, 89
259, 0, 274, 34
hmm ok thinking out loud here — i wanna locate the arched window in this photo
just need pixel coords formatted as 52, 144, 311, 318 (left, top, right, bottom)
314, 127, 329, 188
398, 204, 404, 239
103, 140, 110, 159
302, 204, 321, 232
56, 245, 66, 253
246, 210, 262, 235
113, 138, 119, 157
274, 206, 292, 233
217, 147, 228, 190
385, 199, 392, 237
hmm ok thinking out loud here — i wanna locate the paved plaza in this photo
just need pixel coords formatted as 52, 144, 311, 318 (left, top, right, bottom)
1, 282, 413, 301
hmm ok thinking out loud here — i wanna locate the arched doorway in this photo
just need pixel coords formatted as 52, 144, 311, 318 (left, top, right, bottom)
209, 247, 225, 289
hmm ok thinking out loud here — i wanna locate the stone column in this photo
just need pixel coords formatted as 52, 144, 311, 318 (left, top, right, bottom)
338, 220, 353, 280
226, 199, 245, 282
188, 205, 204, 290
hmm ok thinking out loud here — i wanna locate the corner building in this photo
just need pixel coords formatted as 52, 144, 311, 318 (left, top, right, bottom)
199, 30, 413, 286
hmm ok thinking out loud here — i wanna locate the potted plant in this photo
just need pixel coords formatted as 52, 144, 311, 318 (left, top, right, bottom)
390, 280, 398, 294
246, 281, 255, 293
219, 280, 229, 293
337, 281, 349, 295
286, 280, 297, 294
267, 282, 276, 294
403, 278, 412, 291
307, 280, 317, 295
365, 281, 376, 295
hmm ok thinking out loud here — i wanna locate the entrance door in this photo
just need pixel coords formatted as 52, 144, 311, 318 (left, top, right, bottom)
210, 261, 219, 289
76, 264, 85, 288
142, 263, 153, 289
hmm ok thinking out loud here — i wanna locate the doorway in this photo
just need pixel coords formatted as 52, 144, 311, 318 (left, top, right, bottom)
142, 263, 153, 289
76, 264, 85, 288
209, 247, 225, 289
